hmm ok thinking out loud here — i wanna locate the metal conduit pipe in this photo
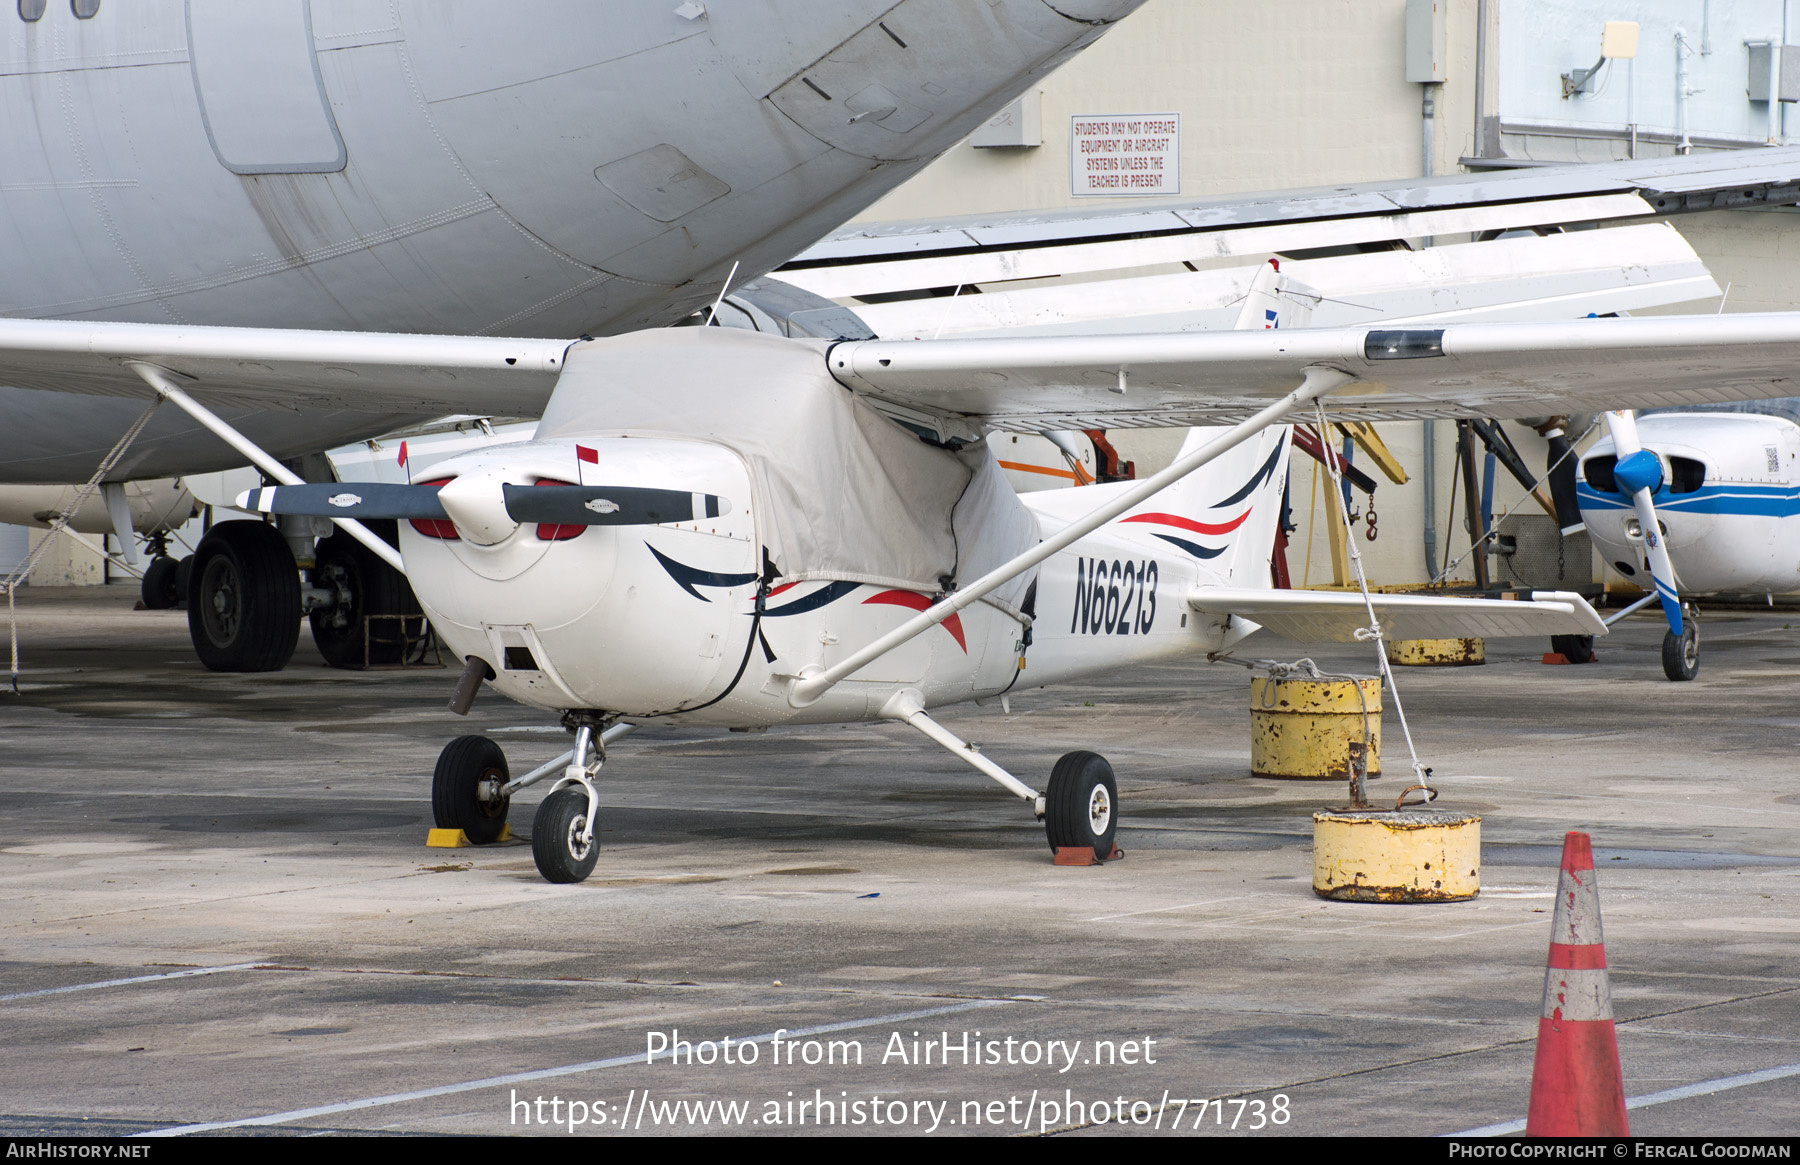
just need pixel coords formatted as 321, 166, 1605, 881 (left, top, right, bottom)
1422, 420, 1438, 580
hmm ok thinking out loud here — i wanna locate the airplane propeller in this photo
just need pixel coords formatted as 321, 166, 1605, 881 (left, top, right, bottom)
237, 481, 730, 528
1601, 409, 1682, 636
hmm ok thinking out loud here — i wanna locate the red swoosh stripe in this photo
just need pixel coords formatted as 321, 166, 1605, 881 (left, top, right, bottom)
1120, 509, 1251, 536
863, 590, 966, 653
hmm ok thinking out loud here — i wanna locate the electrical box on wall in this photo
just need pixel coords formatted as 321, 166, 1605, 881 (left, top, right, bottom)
971, 91, 1042, 148
1405, 0, 1447, 83
1747, 44, 1800, 103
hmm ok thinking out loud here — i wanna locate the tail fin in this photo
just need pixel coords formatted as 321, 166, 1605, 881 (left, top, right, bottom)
1232, 259, 1317, 331
1114, 260, 1307, 583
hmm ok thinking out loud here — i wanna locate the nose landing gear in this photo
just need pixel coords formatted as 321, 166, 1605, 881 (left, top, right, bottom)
429, 715, 634, 883
533, 715, 606, 884
1662, 610, 1699, 682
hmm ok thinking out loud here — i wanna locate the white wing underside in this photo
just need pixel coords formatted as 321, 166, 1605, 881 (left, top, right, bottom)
1189, 588, 1608, 645
2, 310, 1800, 429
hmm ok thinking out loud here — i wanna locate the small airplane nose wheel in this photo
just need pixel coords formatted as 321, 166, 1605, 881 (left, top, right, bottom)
532, 786, 600, 884
1661, 616, 1699, 682
1044, 750, 1118, 857
431, 735, 512, 843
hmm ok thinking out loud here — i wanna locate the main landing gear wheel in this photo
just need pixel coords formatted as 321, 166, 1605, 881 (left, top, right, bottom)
186, 521, 300, 672
432, 735, 512, 844
310, 521, 424, 669
1550, 634, 1595, 664
1662, 619, 1700, 682
532, 786, 599, 884
1044, 750, 1118, 857
140, 554, 189, 609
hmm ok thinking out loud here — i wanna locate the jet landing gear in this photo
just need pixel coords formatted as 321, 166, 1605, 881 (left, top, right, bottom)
187, 520, 302, 671
879, 689, 1122, 863
428, 717, 638, 883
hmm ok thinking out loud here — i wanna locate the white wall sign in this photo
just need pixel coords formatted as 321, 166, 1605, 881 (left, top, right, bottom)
1070, 113, 1180, 196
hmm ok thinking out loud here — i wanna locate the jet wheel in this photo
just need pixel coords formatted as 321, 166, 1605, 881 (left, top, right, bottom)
140, 555, 181, 609
186, 521, 300, 672
310, 521, 424, 669
1662, 620, 1699, 682
1044, 750, 1118, 856
431, 735, 511, 844
532, 786, 599, 884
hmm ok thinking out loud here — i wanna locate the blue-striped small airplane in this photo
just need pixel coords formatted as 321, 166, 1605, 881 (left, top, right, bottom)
1578, 404, 1800, 680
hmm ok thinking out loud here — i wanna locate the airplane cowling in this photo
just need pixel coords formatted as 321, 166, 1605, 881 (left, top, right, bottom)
404, 437, 760, 714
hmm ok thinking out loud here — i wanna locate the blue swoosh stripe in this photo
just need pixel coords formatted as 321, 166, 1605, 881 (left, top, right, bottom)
1151, 533, 1226, 559
647, 544, 758, 601
1578, 483, 1800, 518
761, 581, 860, 617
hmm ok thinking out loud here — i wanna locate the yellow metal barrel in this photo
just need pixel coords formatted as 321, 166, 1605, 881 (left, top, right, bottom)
1249, 675, 1380, 779
1386, 637, 1485, 666
1312, 809, 1481, 902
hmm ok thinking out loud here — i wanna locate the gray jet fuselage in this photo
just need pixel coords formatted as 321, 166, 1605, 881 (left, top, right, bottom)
0, 0, 1138, 482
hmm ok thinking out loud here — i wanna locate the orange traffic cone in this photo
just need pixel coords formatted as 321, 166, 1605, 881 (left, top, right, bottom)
1525, 831, 1629, 1136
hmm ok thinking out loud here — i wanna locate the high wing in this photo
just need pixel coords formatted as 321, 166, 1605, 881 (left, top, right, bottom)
827, 313, 1800, 433
0, 319, 567, 415
1189, 587, 1607, 644
3, 312, 1800, 429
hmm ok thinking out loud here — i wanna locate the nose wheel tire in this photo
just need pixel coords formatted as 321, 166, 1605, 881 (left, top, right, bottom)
532, 786, 599, 884
1044, 750, 1118, 856
431, 735, 512, 844
1662, 620, 1699, 682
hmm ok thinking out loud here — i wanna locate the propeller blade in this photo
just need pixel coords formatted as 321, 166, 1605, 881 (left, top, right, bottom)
237, 482, 448, 520
1602, 410, 1682, 636
501, 484, 730, 527
1544, 429, 1586, 534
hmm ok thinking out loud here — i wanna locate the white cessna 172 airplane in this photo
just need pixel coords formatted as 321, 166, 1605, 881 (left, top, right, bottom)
1577, 400, 1800, 680
4, 304, 1799, 881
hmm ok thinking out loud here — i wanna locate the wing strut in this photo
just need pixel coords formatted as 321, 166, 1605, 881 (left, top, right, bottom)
127, 362, 404, 574
786, 365, 1354, 708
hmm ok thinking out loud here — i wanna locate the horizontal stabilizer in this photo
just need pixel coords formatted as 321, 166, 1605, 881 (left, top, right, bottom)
1188, 587, 1607, 644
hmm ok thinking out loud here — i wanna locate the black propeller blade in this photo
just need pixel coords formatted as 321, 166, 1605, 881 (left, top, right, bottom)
502, 484, 729, 526
240, 482, 731, 528
1544, 430, 1586, 535
238, 482, 448, 519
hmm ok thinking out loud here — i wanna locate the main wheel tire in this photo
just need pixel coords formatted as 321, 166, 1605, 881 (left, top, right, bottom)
1044, 750, 1118, 856
140, 555, 180, 609
431, 735, 511, 844
309, 521, 424, 669
1551, 634, 1595, 664
185, 521, 300, 672
1662, 621, 1699, 682
532, 786, 599, 884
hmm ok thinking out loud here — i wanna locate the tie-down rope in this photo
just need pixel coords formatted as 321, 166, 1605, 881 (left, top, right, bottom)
4, 397, 162, 693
